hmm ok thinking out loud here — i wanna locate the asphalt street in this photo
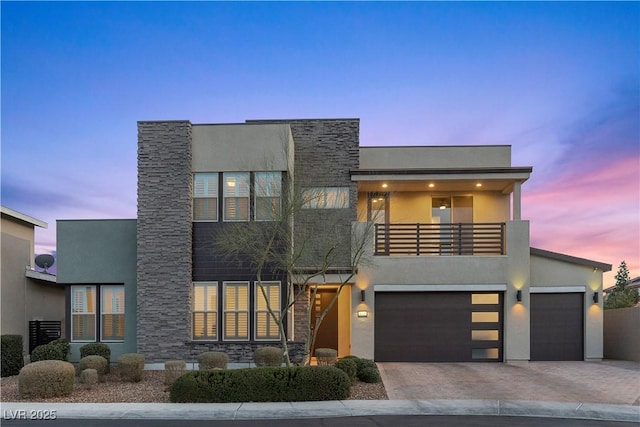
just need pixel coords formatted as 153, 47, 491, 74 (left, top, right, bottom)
2, 416, 637, 427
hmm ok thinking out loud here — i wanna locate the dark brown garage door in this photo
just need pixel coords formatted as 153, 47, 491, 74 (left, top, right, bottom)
374, 292, 503, 362
530, 293, 583, 361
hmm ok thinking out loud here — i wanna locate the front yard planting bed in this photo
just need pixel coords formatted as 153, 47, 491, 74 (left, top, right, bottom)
0, 366, 387, 403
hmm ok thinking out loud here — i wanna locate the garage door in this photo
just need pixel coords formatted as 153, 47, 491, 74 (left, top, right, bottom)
375, 292, 503, 362
530, 293, 583, 361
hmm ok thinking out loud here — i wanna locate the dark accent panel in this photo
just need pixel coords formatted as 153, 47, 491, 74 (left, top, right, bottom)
375, 292, 503, 362
192, 222, 286, 282
29, 321, 61, 354
530, 293, 584, 361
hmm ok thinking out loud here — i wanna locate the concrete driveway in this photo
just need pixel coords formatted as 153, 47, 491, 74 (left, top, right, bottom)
377, 360, 640, 405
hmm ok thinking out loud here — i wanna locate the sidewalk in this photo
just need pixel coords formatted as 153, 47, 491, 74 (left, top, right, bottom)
2, 400, 639, 423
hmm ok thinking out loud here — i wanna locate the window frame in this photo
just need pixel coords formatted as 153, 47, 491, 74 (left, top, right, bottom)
71, 285, 97, 343
302, 187, 350, 209
100, 285, 125, 342
223, 281, 250, 341
223, 172, 250, 222
254, 281, 281, 341
193, 172, 219, 222
254, 171, 282, 221
192, 282, 219, 341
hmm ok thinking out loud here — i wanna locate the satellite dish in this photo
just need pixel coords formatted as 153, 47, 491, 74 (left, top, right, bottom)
35, 254, 55, 273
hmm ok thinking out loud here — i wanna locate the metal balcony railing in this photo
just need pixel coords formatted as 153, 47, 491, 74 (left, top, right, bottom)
374, 223, 506, 256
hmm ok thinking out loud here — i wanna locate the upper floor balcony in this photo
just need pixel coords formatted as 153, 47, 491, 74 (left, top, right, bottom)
374, 222, 505, 256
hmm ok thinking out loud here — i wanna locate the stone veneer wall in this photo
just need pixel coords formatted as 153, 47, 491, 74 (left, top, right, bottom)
137, 121, 193, 361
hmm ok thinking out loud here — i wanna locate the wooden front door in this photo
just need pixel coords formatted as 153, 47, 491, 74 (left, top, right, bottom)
310, 289, 339, 353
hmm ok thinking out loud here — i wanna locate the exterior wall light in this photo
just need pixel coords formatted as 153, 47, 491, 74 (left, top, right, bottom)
516, 290, 522, 303
593, 292, 599, 304
357, 310, 369, 318
360, 289, 366, 303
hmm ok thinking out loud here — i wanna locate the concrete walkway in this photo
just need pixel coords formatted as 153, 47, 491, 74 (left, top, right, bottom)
377, 360, 640, 405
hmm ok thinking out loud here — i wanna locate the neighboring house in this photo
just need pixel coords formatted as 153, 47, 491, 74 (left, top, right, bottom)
604, 276, 640, 297
1, 206, 64, 354
56, 118, 611, 364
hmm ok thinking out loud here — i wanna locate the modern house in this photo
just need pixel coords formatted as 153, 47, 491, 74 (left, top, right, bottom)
56, 118, 611, 364
1, 206, 64, 355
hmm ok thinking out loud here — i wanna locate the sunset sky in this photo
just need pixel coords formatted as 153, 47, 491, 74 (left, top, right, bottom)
2, 2, 638, 284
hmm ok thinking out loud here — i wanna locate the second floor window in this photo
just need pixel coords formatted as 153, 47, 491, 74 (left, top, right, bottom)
224, 173, 250, 221
193, 173, 219, 221
255, 172, 282, 221
302, 187, 350, 209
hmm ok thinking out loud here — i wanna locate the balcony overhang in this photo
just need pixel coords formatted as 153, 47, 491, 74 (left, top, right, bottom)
351, 167, 531, 194
25, 268, 58, 284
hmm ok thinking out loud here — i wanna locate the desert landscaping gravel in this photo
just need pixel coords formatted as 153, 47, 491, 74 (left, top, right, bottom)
0, 367, 387, 403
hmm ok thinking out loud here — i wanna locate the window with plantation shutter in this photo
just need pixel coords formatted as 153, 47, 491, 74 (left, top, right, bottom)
101, 286, 125, 341
223, 282, 249, 340
255, 282, 281, 340
193, 282, 218, 340
71, 286, 96, 342
193, 173, 219, 221
223, 172, 250, 221
254, 172, 282, 221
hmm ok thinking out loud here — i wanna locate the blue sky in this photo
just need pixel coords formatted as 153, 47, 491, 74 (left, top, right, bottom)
2, 2, 638, 283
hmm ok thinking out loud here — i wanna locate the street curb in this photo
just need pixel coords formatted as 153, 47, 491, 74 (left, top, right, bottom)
2, 400, 639, 423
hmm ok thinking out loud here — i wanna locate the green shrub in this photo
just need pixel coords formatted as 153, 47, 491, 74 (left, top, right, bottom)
342, 356, 381, 383
1, 335, 24, 377
197, 351, 228, 370
79, 368, 98, 388
30, 344, 64, 362
164, 360, 186, 386
118, 353, 145, 382
79, 355, 108, 380
18, 360, 75, 398
80, 343, 110, 372
170, 366, 351, 403
334, 358, 358, 383
358, 366, 382, 383
315, 348, 337, 366
253, 346, 284, 367
49, 338, 71, 361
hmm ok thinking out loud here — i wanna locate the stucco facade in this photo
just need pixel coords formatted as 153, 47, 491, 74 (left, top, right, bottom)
1, 207, 64, 355
55, 118, 611, 364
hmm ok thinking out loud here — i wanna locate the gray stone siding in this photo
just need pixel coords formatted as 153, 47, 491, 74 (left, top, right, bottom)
294, 287, 310, 342
137, 121, 193, 361
184, 342, 307, 365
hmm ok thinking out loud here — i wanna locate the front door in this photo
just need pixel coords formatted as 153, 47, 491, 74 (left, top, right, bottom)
310, 289, 339, 353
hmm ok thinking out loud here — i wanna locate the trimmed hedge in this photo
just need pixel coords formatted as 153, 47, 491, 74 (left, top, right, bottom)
49, 338, 71, 361
19, 360, 75, 399
197, 351, 228, 370
342, 356, 381, 383
334, 358, 357, 383
30, 344, 64, 362
253, 346, 284, 367
118, 353, 145, 382
315, 348, 337, 366
80, 368, 98, 387
164, 360, 186, 386
79, 355, 108, 380
170, 366, 351, 403
80, 343, 111, 372
1, 335, 24, 377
